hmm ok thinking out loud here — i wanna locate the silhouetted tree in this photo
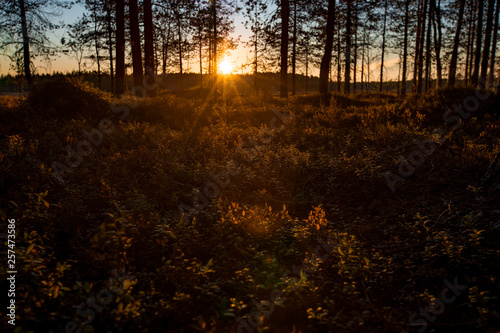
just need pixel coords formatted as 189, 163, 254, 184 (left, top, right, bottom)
115, 0, 125, 94
319, 0, 336, 96
489, 0, 500, 86
0, 0, 71, 86
280, 0, 289, 98
480, 0, 497, 87
144, 0, 155, 89
472, 0, 484, 86
129, 0, 143, 87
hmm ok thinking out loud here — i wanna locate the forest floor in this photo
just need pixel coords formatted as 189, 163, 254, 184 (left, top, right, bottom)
1, 77, 500, 332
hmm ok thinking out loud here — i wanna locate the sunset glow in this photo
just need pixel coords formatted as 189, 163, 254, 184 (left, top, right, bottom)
220, 59, 233, 75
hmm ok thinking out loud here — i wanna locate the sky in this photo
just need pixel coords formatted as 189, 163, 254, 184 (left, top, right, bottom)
0, 3, 401, 81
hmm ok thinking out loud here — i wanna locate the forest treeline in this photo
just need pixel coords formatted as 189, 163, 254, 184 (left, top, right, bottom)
1, 0, 500, 96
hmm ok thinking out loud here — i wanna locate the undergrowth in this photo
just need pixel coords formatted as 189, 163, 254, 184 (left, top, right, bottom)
1, 79, 499, 332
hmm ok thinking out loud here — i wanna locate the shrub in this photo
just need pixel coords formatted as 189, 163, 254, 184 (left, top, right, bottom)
28, 77, 112, 119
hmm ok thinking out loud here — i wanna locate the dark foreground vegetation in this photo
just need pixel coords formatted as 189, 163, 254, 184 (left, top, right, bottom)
1, 78, 500, 332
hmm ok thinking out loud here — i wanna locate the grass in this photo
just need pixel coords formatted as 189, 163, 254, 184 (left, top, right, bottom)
0, 78, 499, 332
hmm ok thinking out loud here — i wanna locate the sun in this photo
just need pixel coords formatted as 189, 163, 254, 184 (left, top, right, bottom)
220, 59, 233, 75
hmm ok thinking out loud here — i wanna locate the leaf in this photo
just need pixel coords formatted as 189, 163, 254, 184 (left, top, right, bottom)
123, 279, 131, 290
26, 243, 35, 255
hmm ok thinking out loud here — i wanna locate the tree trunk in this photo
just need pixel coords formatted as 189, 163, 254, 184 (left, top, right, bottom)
472, 0, 485, 86
361, 26, 365, 91
380, 0, 388, 92
177, 14, 183, 90
254, 22, 258, 93
19, 0, 32, 86
432, 0, 443, 88
337, 18, 341, 92
129, 0, 143, 87
402, 0, 409, 95
417, 0, 428, 93
480, 0, 496, 88
468, 1, 478, 85
305, 52, 309, 92
353, 0, 358, 93
424, 0, 432, 91
292, 0, 297, 95
319, 0, 336, 96
163, 23, 171, 75
199, 33, 203, 90
213, 0, 218, 77
413, 0, 423, 92
105, 0, 114, 94
92, 1, 101, 89
144, 0, 155, 93
280, 0, 289, 98
344, 0, 352, 93
115, 0, 125, 95
489, 0, 500, 87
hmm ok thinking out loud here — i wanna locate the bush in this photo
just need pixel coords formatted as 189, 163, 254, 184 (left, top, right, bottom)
28, 77, 112, 119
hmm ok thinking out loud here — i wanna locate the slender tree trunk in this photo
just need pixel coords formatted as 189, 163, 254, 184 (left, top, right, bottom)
208, 38, 212, 75
480, 0, 496, 87
213, 0, 218, 77
305, 51, 309, 92
465, 15, 472, 86
162, 24, 171, 75
92, 1, 101, 89
144, 0, 155, 92
417, 0, 429, 93
105, 0, 114, 94
472, 0, 485, 86
19, 0, 32, 86
489, 0, 500, 87
413, 0, 424, 92
432, 0, 443, 87
380, 0, 388, 92
468, 1, 478, 84
367, 44, 371, 90
292, 0, 297, 95
129, 0, 143, 87
115, 0, 125, 94
345, 0, 352, 93
254, 20, 258, 93
402, 0, 409, 95
361, 27, 365, 91
199, 33, 203, 90
280, 0, 289, 98
424, 0, 433, 91
397, 58, 401, 95
337, 18, 341, 92
353, 0, 358, 93
319, 0, 336, 96
177, 14, 183, 89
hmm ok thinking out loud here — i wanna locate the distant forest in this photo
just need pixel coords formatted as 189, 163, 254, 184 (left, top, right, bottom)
1, 0, 500, 96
